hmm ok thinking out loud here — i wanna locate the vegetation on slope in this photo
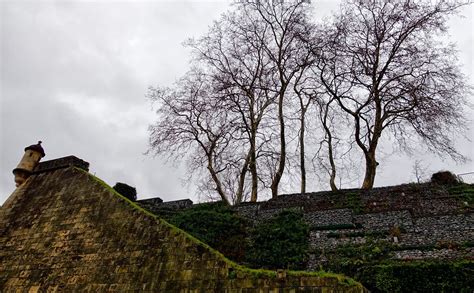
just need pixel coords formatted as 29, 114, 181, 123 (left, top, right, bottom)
84, 168, 361, 289
161, 184, 474, 292
168, 203, 310, 270
447, 183, 474, 205
88, 167, 474, 291
343, 260, 473, 293
247, 210, 309, 270
169, 202, 249, 262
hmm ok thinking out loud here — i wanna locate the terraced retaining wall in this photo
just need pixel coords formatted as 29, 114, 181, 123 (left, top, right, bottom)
141, 182, 473, 268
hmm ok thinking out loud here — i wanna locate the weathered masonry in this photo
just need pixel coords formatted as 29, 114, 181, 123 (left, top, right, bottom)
0, 147, 364, 292
140, 181, 474, 269
233, 185, 473, 268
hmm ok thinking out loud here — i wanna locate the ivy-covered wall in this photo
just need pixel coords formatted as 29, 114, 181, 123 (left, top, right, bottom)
0, 166, 364, 292
231, 184, 473, 265
141, 182, 473, 267
139, 181, 473, 292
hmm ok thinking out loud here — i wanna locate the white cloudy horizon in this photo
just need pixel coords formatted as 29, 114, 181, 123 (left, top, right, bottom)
1, 0, 473, 205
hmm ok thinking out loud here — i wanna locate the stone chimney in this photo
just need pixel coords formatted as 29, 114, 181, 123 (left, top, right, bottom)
12, 141, 45, 187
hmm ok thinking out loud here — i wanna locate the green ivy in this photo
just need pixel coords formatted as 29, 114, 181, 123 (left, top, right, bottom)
169, 202, 249, 262
355, 260, 474, 293
447, 183, 474, 205
246, 210, 309, 270
346, 192, 363, 214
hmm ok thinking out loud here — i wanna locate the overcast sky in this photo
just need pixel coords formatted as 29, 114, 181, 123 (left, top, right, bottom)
1, 0, 473, 205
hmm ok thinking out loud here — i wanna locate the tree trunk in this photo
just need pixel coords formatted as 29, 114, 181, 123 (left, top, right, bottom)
249, 133, 258, 202
328, 140, 338, 191
361, 97, 382, 189
271, 89, 287, 198
300, 110, 306, 194
235, 151, 251, 204
207, 164, 231, 205
321, 101, 338, 192
361, 150, 377, 189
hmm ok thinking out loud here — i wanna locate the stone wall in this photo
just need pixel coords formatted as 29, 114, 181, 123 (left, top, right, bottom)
0, 167, 364, 292
141, 182, 473, 268
304, 209, 354, 228
353, 210, 414, 231
138, 198, 193, 211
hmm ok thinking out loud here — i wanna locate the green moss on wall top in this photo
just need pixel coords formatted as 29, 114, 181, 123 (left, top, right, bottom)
81, 167, 364, 290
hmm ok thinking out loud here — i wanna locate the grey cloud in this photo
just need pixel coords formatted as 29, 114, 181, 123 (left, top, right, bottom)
1, 0, 472, 205
1, 1, 230, 203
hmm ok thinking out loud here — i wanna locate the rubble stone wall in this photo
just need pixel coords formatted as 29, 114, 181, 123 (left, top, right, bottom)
137, 181, 473, 269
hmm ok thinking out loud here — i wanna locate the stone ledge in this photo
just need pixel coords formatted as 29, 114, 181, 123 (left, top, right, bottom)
34, 156, 89, 173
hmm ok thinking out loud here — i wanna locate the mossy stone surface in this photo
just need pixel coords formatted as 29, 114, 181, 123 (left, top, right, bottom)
0, 167, 365, 292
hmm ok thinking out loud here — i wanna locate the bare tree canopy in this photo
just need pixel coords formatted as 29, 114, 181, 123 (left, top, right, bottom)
148, 0, 471, 204
148, 70, 245, 205
316, 0, 471, 189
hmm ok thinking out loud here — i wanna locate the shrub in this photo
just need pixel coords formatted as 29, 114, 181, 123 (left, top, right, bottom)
113, 182, 137, 201
321, 257, 473, 293
330, 242, 393, 263
346, 192, 363, 214
356, 261, 474, 293
431, 171, 459, 185
169, 202, 249, 262
447, 183, 474, 205
247, 210, 309, 270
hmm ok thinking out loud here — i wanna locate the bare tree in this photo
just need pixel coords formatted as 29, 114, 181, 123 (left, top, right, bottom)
148, 70, 250, 205
314, 96, 339, 191
243, 0, 315, 197
187, 8, 276, 202
293, 71, 313, 193
412, 159, 429, 183
149, 0, 470, 202
317, 0, 471, 189
188, 0, 315, 199
291, 48, 321, 193
310, 90, 358, 192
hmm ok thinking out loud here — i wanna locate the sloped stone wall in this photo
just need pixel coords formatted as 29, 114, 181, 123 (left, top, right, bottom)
0, 167, 364, 292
